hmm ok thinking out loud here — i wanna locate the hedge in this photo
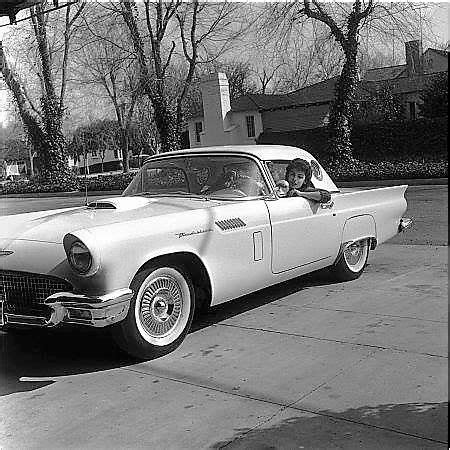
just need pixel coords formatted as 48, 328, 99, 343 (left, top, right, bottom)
257, 116, 448, 162
324, 159, 448, 182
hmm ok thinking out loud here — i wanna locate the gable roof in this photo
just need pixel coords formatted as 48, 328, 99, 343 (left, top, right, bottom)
426, 48, 449, 58
188, 45, 448, 120
364, 64, 406, 81
286, 77, 339, 104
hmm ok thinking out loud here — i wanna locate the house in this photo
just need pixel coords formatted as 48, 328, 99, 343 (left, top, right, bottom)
185, 40, 448, 148
69, 148, 123, 175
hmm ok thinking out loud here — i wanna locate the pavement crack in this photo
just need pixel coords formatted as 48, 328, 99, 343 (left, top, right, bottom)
220, 350, 378, 449
300, 306, 448, 324
217, 323, 448, 359
122, 366, 447, 448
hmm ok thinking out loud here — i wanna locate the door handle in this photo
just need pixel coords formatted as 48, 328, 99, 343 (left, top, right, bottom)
321, 201, 334, 209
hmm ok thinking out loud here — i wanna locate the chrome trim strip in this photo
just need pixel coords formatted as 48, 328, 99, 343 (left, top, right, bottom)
44, 288, 132, 306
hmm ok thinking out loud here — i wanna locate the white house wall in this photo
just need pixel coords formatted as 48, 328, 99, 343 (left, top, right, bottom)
228, 111, 263, 145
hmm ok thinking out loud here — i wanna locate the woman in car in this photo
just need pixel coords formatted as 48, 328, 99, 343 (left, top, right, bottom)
284, 158, 331, 203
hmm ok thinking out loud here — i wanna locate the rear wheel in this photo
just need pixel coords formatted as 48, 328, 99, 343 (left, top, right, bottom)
329, 239, 369, 282
112, 265, 195, 360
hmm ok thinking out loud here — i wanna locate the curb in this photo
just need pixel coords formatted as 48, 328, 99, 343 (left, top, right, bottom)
0, 178, 447, 199
0, 190, 122, 199
336, 178, 448, 188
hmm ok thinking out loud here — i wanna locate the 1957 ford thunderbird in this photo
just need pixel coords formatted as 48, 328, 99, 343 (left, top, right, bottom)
0, 145, 412, 359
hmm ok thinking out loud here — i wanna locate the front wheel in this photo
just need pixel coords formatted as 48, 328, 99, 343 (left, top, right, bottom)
112, 265, 195, 360
329, 239, 369, 282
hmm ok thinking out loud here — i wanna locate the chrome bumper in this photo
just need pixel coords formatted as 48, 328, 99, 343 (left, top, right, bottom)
398, 217, 413, 233
2, 288, 133, 328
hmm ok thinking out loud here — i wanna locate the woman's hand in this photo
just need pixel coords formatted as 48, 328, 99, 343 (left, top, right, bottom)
289, 189, 329, 203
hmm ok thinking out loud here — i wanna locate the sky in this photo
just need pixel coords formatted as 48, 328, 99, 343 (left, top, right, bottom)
0, 1, 449, 127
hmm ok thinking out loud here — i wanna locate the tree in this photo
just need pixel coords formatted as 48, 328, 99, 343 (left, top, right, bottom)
68, 119, 156, 173
208, 60, 257, 100
118, 0, 245, 153
300, 0, 375, 162
260, 1, 429, 162
419, 72, 448, 119
73, 4, 141, 172
0, 0, 86, 185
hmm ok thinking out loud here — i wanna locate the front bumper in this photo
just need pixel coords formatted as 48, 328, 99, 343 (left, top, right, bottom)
2, 288, 133, 328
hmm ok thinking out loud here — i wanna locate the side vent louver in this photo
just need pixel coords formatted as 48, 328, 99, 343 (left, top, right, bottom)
215, 218, 246, 231
87, 201, 116, 210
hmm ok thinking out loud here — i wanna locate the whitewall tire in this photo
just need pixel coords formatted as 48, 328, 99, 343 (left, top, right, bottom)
112, 265, 195, 359
330, 239, 370, 281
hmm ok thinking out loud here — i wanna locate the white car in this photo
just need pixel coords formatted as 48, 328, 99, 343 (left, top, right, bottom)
0, 145, 411, 359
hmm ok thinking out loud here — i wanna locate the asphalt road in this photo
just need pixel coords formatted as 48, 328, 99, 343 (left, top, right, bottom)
0, 185, 447, 449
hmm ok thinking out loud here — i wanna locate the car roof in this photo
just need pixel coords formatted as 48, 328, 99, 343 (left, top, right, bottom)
146, 145, 314, 162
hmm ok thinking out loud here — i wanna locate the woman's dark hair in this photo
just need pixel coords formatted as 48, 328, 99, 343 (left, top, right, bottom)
285, 158, 313, 188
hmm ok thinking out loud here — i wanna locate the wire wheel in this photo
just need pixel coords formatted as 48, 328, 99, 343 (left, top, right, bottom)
343, 240, 369, 273
135, 267, 191, 347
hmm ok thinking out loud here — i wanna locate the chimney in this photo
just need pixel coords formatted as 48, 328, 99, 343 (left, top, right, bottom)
405, 40, 424, 76
200, 72, 231, 146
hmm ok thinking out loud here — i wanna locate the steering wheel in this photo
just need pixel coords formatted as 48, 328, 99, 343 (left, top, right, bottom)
235, 177, 266, 196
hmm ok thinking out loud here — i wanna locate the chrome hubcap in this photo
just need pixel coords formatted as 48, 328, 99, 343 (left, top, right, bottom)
139, 276, 182, 337
344, 240, 368, 272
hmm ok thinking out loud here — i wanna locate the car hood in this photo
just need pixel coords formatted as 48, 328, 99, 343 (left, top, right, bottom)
0, 196, 220, 245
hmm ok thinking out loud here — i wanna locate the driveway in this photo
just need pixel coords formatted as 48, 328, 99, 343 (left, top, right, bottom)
0, 185, 447, 449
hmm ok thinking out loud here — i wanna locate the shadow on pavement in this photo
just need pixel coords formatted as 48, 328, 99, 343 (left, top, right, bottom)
0, 327, 137, 396
192, 267, 338, 332
211, 402, 448, 449
0, 268, 336, 397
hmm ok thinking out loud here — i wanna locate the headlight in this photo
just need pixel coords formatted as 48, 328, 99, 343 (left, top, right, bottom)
68, 241, 92, 273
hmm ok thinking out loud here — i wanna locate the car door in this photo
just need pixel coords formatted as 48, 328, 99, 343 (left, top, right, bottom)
265, 196, 340, 274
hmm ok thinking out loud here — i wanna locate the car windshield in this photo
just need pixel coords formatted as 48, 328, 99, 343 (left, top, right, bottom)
122, 154, 269, 199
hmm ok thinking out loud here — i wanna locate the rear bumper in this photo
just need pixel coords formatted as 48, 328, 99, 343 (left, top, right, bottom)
398, 217, 413, 233
2, 288, 133, 328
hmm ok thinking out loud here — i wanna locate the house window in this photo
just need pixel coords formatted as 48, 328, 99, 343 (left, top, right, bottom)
409, 102, 417, 120
195, 122, 203, 143
246, 115, 255, 138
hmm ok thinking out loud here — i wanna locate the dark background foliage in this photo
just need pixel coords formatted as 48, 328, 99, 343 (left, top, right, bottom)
258, 116, 448, 162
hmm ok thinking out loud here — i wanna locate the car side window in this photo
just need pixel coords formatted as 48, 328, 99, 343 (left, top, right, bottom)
266, 160, 289, 185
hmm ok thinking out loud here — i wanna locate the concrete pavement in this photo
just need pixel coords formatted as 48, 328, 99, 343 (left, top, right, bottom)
0, 244, 447, 449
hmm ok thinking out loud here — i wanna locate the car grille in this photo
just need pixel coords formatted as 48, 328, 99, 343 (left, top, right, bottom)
0, 270, 73, 318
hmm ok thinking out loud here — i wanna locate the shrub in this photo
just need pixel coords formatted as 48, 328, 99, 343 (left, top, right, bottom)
78, 172, 136, 191
324, 159, 448, 182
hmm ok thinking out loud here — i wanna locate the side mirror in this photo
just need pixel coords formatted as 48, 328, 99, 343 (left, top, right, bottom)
275, 180, 289, 197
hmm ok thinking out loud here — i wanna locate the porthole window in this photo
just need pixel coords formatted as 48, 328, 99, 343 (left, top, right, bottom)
310, 160, 323, 181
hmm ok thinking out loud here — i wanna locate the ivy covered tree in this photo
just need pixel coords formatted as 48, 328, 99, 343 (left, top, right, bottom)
0, 1, 85, 186
419, 72, 448, 119
261, 1, 430, 163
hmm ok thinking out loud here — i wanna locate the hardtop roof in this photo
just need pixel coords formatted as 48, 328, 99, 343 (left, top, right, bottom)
146, 145, 314, 162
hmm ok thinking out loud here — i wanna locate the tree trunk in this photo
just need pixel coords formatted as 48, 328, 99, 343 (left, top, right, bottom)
120, 127, 130, 173
328, 42, 359, 162
153, 98, 181, 153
